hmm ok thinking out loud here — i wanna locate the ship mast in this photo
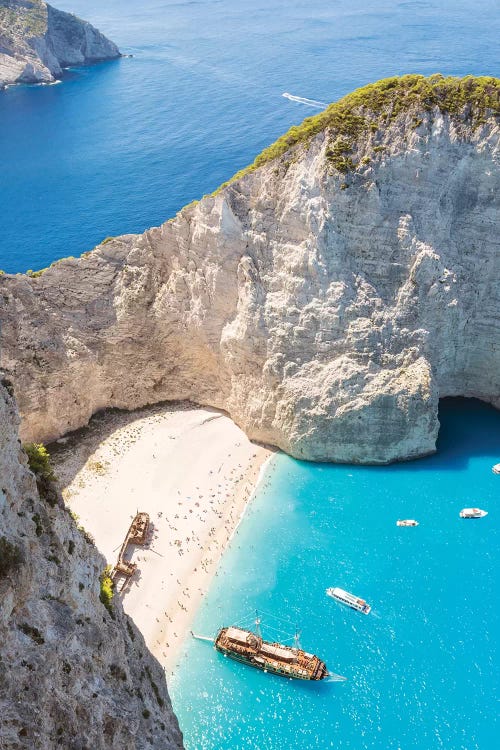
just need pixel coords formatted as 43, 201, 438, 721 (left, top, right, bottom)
293, 626, 302, 650
254, 610, 262, 639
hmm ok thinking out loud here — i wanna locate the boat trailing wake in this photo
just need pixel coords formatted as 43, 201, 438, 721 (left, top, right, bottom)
324, 673, 348, 683
191, 631, 215, 643
282, 92, 327, 109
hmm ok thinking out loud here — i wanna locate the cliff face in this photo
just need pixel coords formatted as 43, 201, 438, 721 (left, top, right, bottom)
1, 76, 499, 463
0, 0, 119, 88
0, 381, 183, 749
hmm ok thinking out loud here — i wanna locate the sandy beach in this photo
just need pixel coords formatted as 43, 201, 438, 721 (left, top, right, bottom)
51, 403, 273, 672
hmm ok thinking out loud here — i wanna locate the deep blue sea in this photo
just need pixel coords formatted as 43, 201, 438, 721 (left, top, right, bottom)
0, 0, 499, 272
171, 399, 500, 750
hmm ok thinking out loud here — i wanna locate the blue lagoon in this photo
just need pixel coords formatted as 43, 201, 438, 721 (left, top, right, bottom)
171, 400, 500, 749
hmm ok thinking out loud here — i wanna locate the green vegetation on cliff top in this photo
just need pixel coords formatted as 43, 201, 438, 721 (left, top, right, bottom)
0, 0, 47, 39
8, 74, 498, 273
212, 74, 500, 193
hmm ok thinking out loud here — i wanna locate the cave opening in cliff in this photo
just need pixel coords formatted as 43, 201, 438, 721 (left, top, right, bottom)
436, 397, 500, 465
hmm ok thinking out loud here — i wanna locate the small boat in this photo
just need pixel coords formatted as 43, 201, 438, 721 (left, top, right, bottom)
211, 613, 343, 681
326, 587, 371, 614
396, 519, 419, 527
459, 508, 488, 519
492, 463, 500, 475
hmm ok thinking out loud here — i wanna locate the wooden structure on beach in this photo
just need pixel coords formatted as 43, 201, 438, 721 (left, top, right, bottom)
111, 512, 150, 588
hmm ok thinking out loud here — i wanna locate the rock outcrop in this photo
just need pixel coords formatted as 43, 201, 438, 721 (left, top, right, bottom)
1, 75, 499, 463
0, 0, 119, 88
0, 380, 184, 748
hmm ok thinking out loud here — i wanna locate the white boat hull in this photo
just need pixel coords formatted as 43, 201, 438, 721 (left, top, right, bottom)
326, 587, 371, 615
459, 508, 488, 519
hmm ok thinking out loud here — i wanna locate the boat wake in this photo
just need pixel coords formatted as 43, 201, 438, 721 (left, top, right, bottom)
324, 673, 347, 683
282, 92, 326, 109
191, 632, 215, 643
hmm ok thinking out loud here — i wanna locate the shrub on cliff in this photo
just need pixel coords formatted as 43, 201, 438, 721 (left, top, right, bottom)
99, 566, 115, 616
24, 442, 59, 507
24, 443, 55, 481
209, 74, 500, 193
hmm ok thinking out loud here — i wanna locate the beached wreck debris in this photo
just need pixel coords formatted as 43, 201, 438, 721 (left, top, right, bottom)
111, 512, 150, 586
129, 512, 150, 544
113, 559, 137, 578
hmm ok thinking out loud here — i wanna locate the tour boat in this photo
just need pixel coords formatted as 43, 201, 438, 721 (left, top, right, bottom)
326, 587, 371, 614
459, 508, 488, 519
212, 611, 339, 681
192, 613, 346, 682
396, 519, 419, 527
492, 463, 500, 475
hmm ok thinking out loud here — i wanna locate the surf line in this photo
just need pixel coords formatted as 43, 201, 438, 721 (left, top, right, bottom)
282, 92, 327, 108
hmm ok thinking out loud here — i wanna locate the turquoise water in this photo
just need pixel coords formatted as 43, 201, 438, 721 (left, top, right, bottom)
171, 399, 500, 749
1, 0, 499, 272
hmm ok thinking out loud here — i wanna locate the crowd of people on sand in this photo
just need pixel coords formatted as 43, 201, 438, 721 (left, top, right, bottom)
59, 406, 274, 672
124, 447, 270, 668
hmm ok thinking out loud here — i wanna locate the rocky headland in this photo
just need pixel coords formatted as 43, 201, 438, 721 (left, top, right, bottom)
0, 0, 119, 88
1, 75, 499, 464
0, 379, 184, 749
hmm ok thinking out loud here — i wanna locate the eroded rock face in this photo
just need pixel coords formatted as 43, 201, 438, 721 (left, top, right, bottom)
0, 382, 184, 749
0, 0, 119, 88
1, 103, 499, 463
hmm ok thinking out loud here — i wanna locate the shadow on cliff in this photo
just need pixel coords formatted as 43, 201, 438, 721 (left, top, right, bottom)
393, 397, 500, 473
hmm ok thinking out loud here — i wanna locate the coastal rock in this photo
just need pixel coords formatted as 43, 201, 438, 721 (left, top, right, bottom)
1, 75, 499, 463
0, 0, 120, 88
0, 381, 184, 749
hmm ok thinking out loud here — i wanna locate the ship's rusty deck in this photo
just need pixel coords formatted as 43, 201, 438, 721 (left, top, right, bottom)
111, 512, 150, 589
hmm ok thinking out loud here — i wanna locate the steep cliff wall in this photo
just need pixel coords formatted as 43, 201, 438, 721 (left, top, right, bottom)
0, 0, 119, 88
0, 381, 183, 749
1, 75, 499, 463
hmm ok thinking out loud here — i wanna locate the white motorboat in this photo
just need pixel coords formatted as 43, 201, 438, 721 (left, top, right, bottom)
459, 508, 488, 519
492, 463, 500, 475
326, 587, 371, 614
396, 519, 419, 527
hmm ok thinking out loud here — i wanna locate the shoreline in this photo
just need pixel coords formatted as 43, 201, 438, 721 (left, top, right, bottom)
51, 402, 274, 671
158, 451, 275, 672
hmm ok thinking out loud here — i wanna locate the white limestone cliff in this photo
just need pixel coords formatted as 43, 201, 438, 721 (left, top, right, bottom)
0, 0, 119, 88
1, 76, 499, 463
0, 380, 184, 749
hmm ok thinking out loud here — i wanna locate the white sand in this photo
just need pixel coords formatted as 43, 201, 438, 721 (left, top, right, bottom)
52, 403, 273, 671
